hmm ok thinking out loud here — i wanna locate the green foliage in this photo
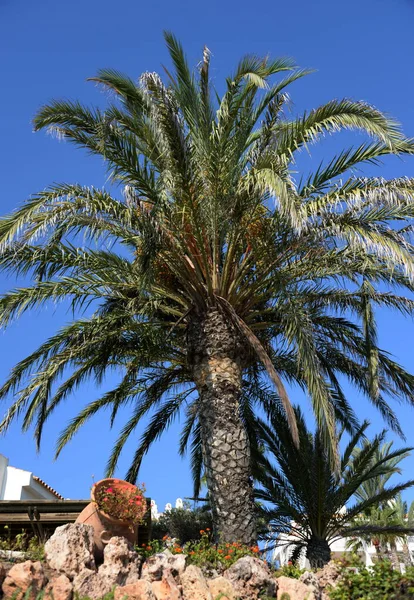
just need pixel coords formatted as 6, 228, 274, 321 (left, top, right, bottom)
1, 33, 414, 497
137, 530, 262, 572
328, 560, 414, 599
150, 505, 213, 544
0, 528, 45, 561
255, 409, 414, 563
275, 562, 305, 579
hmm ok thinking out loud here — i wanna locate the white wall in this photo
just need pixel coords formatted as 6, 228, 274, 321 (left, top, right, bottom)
0, 456, 58, 500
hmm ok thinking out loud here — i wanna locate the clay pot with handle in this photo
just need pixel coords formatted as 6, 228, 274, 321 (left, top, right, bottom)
76, 478, 140, 560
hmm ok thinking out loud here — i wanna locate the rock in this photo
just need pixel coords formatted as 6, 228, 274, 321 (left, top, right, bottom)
315, 560, 341, 598
277, 575, 318, 600
114, 580, 156, 600
224, 556, 277, 599
45, 523, 96, 577
208, 576, 235, 600
141, 554, 170, 582
151, 571, 182, 600
99, 536, 142, 586
0, 563, 6, 586
181, 565, 212, 600
45, 574, 73, 600
73, 568, 112, 600
2, 560, 46, 600
168, 554, 187, 578
141, 552, 186, 583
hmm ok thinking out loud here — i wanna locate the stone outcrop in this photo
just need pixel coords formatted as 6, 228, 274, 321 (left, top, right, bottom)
141, 551, 186, 582
44, 523, 96, 577
224, 556, 277, 599
2, 560, 46, 600
181, 565, 212, 600
151, 571, 182, 600
208, 575, 235, 600
44, 574, 73, 600
114, 580, 156, 600
277, 575, 318, 600
0, 533, 347, 600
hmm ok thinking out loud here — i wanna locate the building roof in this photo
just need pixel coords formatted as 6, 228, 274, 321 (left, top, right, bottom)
32, 475, 64, 500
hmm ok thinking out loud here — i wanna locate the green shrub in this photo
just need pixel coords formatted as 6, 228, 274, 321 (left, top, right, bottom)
150, 505, 213, 544
275, 562, 305, 579
328, 560, 414, 599
137, 530, 263, 572
0, 527, 44, 561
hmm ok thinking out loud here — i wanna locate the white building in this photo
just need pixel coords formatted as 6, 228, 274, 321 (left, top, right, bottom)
0, 454, 63, 501
272, 528, 414, 570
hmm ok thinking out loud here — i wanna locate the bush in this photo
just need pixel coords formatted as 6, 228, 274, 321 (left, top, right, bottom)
137, 530, 263, 574
275, 561, 305, 580
150, 504, 213, 544
328, 559, 414, 599
0, 527, 45, 561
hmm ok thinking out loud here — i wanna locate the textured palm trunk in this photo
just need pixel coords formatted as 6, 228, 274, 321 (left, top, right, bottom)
402, 542, 412, 568
306, 537, 331, 569
188, 307, 256, 545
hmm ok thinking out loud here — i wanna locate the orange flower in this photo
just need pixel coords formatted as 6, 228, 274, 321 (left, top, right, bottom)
162, 535, 169, 541
174, 547, 183, 553
224, 555, 231, 560
141, 543, 146, 547
189, 551, 195, 556
252, 545, 260, 554
146, 546, 152, 551
206, 528, 210, 531
218, 549, 223, 554
200, 530, 205, 534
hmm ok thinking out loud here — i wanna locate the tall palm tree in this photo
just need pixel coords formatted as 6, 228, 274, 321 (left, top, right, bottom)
1, 34, 414, 543
255, 408, 414, 568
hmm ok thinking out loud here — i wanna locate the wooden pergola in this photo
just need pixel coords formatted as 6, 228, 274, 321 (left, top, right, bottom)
0, 499, 151, 546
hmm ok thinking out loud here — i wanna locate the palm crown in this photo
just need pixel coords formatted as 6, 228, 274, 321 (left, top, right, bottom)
1, 33, 414, 542
255, 408, 414, 567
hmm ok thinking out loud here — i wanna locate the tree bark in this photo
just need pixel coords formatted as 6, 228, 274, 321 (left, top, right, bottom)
188, 307, 256, 545
306, 537, 331, 569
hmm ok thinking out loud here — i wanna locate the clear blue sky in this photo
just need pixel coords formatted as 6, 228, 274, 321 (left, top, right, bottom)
1, 0, 414, 509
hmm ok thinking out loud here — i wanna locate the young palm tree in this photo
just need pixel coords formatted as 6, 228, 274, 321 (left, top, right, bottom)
255, 407, 414, 568
1, 34, 414, 543
350, 443, 414, 569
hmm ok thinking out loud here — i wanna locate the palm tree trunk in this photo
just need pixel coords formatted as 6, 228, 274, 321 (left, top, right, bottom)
306, 537, 331, 569
188, 307, 256, 545
402, 542, 412, 568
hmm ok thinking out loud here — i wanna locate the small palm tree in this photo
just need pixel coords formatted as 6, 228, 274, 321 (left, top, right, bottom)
2, 34, 414, 543
350, 446, 414, 570
255, 407, 414, 568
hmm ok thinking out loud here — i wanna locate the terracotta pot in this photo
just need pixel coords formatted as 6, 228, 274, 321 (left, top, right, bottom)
76, 478, 139, 560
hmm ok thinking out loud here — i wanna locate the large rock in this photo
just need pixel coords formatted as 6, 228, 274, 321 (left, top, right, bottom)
151, 571, 182, 600
181, 565, 212, 600
208, 576, 235, 600
224, 556, 277, 599
45, 523, 96, 577
114, 580, 156, 600
45, 574, 73, 600
2, 560, 46, 600
141, 552, 186, 582
73, 569, 112, 600
277, 575, 318, 600
73, 536, 143, 599
99, 536, 142, 586
315, 561, 341, 599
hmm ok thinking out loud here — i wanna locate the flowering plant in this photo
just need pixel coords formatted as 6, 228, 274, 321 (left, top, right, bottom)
137, 530, 264, 572
95, 482, 147, 523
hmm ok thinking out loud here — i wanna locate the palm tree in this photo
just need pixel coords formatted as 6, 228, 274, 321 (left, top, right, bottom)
255, 407, 414, 568
350, 444, 414, 570
1, 34, 414, 543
